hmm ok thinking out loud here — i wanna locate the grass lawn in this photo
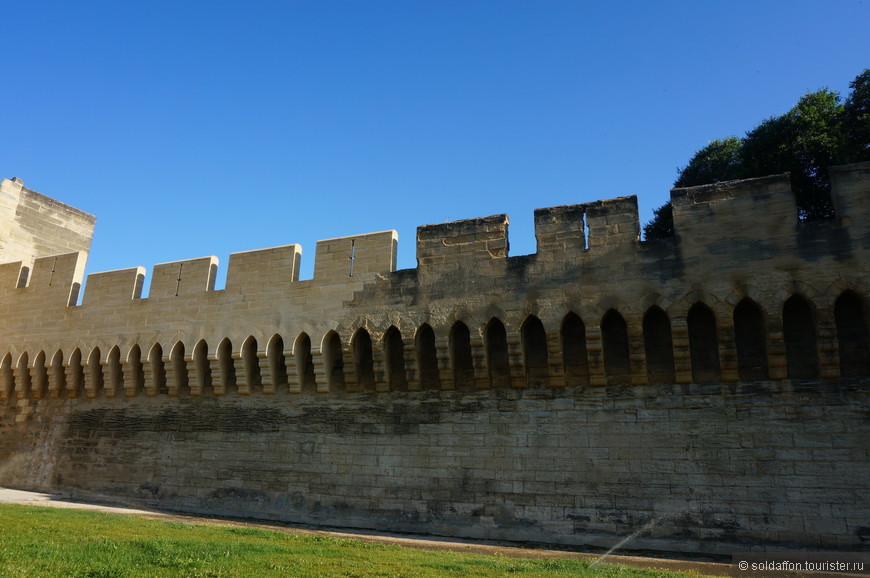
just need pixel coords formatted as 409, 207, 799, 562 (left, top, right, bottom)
0, 503, 706, 577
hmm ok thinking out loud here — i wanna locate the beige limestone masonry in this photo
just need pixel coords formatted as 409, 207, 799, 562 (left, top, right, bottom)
0, 163, 867, 555
0, 177, 95, 268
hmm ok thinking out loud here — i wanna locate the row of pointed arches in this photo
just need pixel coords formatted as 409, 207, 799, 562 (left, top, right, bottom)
2, 290, 868, 401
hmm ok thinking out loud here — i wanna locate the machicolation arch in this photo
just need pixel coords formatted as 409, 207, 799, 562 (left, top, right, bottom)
0, 290, 867, 400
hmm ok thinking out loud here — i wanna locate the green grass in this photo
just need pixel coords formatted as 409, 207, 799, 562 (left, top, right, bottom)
0, 503, 701, 577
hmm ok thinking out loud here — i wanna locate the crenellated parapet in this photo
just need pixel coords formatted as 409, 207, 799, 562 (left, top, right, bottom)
0, 251, 87, 308
83, 267, 146, 304
314, 230, 398, 282
150, 256, 218, 298
830, 161, 870, 234
671, 173, 795, 254
0, 162, 867, 403
532, 196, 640, 266
225, 244, 301, 293
417, 214, 510, 275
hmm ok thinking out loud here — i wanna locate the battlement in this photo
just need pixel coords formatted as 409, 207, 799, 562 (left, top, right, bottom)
533, 195, 640, 258
226, 244, 301, 294
830, 161, 870, 228
0, 163, 867, 311
82, 267, 145, 304
0, 162, 865, 391
67, 231, 396, 304
0, 251, 86, 306
0, 162, 868, 556
671, 173, 796, 250
313, 230, 398, 283
417, 214, 510, 273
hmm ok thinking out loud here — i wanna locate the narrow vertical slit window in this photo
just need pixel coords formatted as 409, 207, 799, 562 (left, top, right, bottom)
349, 240, 356, 277
175, 263, 184, 296
48, 257, 58, 286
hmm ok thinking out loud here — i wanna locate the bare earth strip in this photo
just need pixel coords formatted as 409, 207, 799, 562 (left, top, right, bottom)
0, 487, 730, 576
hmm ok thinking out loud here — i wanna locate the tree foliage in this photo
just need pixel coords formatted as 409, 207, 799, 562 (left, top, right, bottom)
673, 136, 744, 188
844, 69, 870, 159
643, 69, 870, 241
642, 201, 674, 241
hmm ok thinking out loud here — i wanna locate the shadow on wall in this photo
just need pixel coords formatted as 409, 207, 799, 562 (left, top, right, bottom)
2, 290, 867, 401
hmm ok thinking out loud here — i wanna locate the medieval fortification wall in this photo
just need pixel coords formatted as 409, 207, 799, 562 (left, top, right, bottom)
0, 163, 868, 555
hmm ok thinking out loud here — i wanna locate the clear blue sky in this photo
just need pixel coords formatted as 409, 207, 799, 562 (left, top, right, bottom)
3, 0, 867, 287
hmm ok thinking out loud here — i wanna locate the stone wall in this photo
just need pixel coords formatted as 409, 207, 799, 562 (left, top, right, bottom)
0, 177, 95, 266
0, 162, 868, 555
1, 381, 866, 555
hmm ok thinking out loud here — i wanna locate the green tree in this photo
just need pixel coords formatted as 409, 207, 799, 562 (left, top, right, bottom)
743, 89, 845, 220
844, 69, 870, 161
644, 69, 870, 240
673, 136, 745, 188
641, 202, 674, 241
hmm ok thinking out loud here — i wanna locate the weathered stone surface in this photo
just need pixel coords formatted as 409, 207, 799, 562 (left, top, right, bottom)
0, 383, 865, 555
0, 162, 868, 555
0, 177, 95, 266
